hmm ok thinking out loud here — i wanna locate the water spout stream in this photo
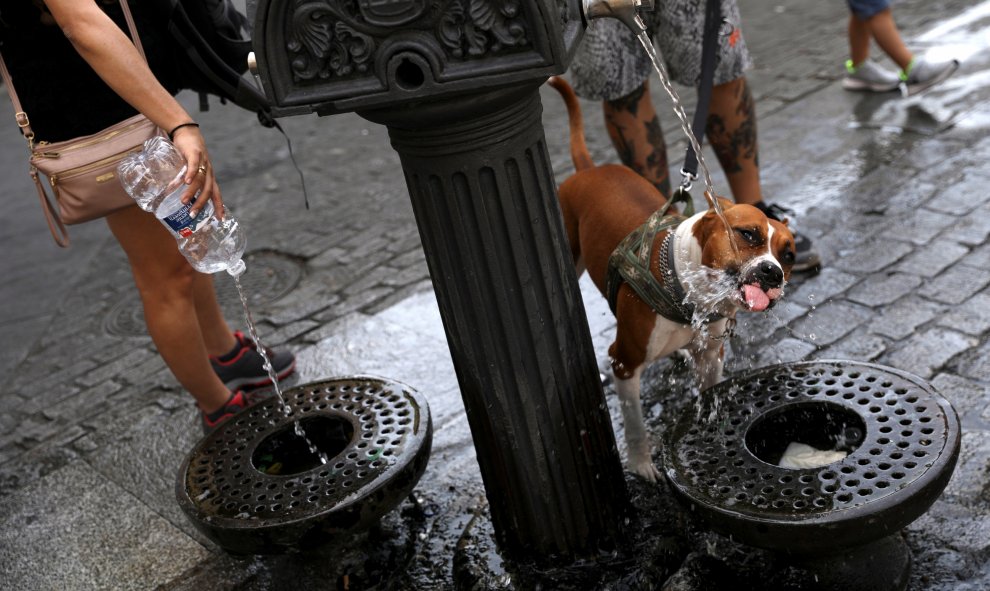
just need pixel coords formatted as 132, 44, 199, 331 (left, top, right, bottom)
232, 272, 328, 465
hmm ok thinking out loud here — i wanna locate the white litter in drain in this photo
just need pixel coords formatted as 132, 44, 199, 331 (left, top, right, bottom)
778, 442, 848, 469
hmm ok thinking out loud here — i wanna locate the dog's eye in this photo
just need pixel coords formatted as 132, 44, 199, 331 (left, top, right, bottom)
735, 227, 762, 245
780, 248, 795, 265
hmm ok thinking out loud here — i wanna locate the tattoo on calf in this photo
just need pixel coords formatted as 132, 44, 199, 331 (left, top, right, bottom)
612, 125, 637, 169
643, 117, 670, 196
606, 84, 647, 119
707, 80, 759, 174
605, 83, 670, 195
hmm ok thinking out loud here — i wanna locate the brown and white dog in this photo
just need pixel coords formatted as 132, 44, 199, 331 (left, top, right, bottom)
548, 76, 796, 481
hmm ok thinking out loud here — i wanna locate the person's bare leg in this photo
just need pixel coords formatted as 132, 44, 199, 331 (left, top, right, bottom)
603, 81, 672, 198
864, 8, 913, 70
848, 13, 872, 66
191, 272, 238, 357
705, 76, 761, 205
106, 205, 231, 413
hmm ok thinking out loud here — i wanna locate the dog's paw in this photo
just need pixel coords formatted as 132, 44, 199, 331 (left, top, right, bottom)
629, 459, 662, 483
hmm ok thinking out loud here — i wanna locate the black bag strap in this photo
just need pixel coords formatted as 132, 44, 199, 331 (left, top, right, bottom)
680, 0, 722, 187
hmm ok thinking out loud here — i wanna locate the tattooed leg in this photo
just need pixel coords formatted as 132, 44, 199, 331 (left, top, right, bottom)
603, 81, 671, 198
706, 76, 762, 205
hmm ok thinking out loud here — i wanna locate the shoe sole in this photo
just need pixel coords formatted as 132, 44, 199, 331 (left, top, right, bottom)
222, 358, 297, 391
842, 79, 899, 93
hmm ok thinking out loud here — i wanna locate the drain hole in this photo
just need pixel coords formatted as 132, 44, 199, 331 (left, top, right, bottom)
252, 416, 354, 476
745, 401, 866, 466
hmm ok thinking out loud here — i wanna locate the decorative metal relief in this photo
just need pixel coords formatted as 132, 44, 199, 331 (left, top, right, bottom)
438, 1, 529, 58
358, 0, 428, 26
281, 0, 534, 85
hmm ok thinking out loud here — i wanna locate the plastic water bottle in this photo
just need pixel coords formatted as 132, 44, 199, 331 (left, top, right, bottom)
118, 136, 246, 276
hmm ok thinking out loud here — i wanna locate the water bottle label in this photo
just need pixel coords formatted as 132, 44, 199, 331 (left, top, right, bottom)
162, 202, 210, 237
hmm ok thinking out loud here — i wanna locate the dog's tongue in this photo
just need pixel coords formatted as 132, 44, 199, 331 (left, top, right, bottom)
743, 284, 771, 311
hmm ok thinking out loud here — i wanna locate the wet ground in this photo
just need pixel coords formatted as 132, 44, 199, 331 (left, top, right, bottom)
2, 0, 990, 589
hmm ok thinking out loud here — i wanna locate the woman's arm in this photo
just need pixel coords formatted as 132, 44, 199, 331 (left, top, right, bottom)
43, 0, 222, 217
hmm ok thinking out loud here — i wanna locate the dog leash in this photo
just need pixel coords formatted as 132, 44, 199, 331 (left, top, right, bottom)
674, 0, 723, 204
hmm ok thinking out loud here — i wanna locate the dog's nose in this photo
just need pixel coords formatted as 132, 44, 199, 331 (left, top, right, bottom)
756, 261, 783, 288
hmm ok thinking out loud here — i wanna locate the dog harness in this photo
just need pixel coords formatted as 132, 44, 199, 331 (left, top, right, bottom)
605, 192, 722, 326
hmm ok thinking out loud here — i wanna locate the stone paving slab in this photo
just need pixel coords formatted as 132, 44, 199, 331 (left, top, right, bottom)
0, 461, 210, 590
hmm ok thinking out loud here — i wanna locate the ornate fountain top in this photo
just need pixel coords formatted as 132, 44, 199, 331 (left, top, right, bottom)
253, 0, 584, 116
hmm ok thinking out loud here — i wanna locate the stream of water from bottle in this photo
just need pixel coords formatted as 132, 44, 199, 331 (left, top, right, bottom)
232, 274, 328, 466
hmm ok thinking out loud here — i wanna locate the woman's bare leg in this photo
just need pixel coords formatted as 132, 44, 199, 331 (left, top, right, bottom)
105, 205, 231, 413
191, 272, 237, 357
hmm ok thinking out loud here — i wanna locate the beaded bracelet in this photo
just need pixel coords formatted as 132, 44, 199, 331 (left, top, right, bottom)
168, 122, 200, 141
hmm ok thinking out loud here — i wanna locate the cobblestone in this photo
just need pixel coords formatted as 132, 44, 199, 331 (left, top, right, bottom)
835, 237, 915, 273
39, 380, 125, 425
846, 271, 924, 306
78, 348, 158, 389
881, 210, 960, 246
791, 267, 858, 304
881, 327, 978, 378
943, 429, 990, 507
931, 373, 990, 426
919, 264, 990, 305
936, 293, 990, 336
942, 203, 990, 247
817, 328, 889, 362
868, 296, 945, 340
894, 240, 970, 278
954, 339, 990, 383
789, 300, 874, 346
927, 171, 990, 213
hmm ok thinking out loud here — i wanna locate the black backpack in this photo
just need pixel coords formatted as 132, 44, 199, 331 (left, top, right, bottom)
147, 0, 311, 206
147, 0, 272, 123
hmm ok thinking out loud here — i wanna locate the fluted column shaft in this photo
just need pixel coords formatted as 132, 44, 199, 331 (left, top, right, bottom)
361, 84, 628, 561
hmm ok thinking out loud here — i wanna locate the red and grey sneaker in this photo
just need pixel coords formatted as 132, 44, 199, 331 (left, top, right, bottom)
210, 331, 296, 391
201, 390, 270, 434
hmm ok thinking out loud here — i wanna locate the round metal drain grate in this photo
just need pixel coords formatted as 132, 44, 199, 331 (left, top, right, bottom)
103, 249, 303, 338
176, 375, 432, 555
662, 360, 960, 555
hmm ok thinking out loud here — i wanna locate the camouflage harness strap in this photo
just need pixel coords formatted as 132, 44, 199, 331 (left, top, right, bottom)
605, 190, 720, 325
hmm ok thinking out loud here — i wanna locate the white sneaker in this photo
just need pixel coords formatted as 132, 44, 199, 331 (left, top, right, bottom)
899, 57, 960, 96
842, 60, 900, 92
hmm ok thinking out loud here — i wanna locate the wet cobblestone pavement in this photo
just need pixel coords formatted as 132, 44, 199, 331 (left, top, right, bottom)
2, 0, 990, 589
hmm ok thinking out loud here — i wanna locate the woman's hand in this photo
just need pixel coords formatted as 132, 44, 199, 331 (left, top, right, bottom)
171, 125, 224, 220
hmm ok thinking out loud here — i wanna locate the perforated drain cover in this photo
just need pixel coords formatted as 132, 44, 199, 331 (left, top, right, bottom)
662, 360, 960, 555
104, 249, 303, 338
176, 375, 432, 555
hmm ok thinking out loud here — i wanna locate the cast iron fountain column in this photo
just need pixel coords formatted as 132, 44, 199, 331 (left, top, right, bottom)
361, 84, 628, 559
252, 0, 630, 561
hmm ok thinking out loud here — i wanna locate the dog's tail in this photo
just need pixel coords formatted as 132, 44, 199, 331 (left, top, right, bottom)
547, 76, 595, 172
